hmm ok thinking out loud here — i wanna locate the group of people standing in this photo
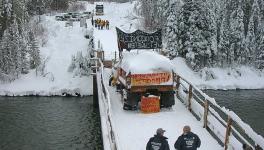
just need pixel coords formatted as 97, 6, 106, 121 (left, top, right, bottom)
146, 125, 201, 150
146, 125, 263, 150
91, 17, 109, 30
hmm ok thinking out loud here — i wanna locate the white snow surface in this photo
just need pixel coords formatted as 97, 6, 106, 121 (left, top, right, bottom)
102, 68, 223, 150
120, 51, 174, 74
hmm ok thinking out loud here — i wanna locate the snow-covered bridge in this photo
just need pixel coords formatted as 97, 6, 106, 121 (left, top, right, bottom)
92, 57, 264, 150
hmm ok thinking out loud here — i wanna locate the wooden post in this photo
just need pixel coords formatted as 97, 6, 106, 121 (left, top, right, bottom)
114, 51, 117, 64
93, 49, 99, 108
224, 116, 232, 150
93, 69, 98, 108
203, 100, 209, 128
176, 75, 180, 97
102, 50, 105, 61
188, 85, 192, 112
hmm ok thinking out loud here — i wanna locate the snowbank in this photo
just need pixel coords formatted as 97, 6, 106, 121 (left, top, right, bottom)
172, 57, 264, 90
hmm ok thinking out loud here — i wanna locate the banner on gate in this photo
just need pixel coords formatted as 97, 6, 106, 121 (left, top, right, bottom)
116, 27, 162, 50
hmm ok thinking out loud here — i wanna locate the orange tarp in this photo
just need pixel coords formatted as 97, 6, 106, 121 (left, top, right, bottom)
131, 73, 171, 86
141, 96, 160, 113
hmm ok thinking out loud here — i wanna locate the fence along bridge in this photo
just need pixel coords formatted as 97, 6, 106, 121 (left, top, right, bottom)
90, 51, 264, 150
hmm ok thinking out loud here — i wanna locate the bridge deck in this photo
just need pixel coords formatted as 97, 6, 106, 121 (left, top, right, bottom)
103, 69, 223, 150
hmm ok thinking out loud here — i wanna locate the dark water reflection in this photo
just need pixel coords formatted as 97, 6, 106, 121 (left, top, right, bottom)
0, 96, 103, 150
204, 90, 264, 137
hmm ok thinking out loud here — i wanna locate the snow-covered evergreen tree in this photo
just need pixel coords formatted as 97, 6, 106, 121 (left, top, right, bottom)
256, 20, 264, 69
0, 29, 13, 76
218, 17, 231, 67
9, 19, 22, 78
68, 51, 91, 77
164, 0, 181, 58
0, 18, 22, 80
229, 2, 246, 65
0, 0, 13, 37
205, 0, 218, 66
140, 0, 157, 30
177, 0, 213, 70
245, 0, 261, 65
246, 16, 257, 64
19, 25, 29, 74
28, 31, 40, 70
155, 0, 170, 29
3, 0, 12, 18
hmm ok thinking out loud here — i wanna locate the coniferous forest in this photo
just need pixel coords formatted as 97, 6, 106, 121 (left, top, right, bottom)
139, 0, 264, 70
0, 0, 71, 82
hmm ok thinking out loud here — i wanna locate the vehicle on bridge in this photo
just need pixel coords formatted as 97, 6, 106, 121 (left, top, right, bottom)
114, 51, 175, 110
95, 3, 104, 15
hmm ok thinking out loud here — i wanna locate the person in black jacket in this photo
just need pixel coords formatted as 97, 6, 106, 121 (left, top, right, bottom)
109, 75, 114, 86
146, 128, 170, 150
174, 126, 201, 150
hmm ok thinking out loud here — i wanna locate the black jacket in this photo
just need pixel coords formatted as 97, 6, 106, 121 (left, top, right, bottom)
174, 132, 201, 150
146, 134, 170, 150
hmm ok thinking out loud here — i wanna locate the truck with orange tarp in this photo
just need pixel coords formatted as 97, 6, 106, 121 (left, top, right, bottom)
114, 51, 175, 111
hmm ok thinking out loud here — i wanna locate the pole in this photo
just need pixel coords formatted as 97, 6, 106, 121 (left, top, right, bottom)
188, 85, 192, 112
224, 116, 232, 150
93, 68, 98, 108
203, 100, 209, 128
93, 52, 99, 108
176, 75, 180, 97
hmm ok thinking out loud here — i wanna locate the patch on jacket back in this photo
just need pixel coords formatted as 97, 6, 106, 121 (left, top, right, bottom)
184, 137, 195, 148
151, 141, 162, 150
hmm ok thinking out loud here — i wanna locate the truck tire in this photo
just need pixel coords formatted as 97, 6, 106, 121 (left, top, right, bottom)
116, 83, 121, 92
123, 92, 140, 110
160, 91, 175, 108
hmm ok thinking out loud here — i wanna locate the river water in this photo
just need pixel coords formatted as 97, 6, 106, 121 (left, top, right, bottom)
0, 91, 263, 149
204, 89, 264, 137
0, 96, 103, 150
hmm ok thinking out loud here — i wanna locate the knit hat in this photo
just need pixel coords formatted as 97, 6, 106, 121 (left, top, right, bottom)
156, 128, 166, 135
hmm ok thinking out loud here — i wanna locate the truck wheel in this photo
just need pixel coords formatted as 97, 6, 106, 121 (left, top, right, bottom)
122, 92, 140, 111
116, 83, 121, 92
121, 89, 130, 110
123, 103, 137, 110
123, 103, 131, 110
160, 91, 175, 108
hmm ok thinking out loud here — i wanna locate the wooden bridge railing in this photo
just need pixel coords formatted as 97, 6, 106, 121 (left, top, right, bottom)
174, 73, 264, 149
93, 56, 118, 150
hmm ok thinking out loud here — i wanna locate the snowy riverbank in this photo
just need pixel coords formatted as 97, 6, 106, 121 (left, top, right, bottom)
172, 57, 264, 90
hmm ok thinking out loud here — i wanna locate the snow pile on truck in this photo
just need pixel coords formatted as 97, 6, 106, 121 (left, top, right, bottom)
115, 50, 176, 111
121, 51, 174, 74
